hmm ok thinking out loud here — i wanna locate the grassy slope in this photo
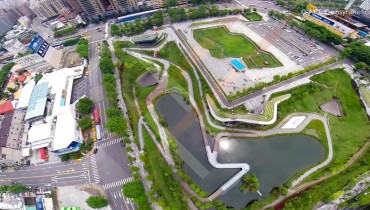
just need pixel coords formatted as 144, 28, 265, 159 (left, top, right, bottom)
115, 46, 155, 145
206, 94, 290, 121
142, 127, 187, 209
167, 65, 188, 96
359, 86, 370, 107
275, 69, 370, 180
157, 41, 221, 134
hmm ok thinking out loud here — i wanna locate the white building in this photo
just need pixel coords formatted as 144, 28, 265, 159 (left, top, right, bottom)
26, 65, 84, 155
2, 39, 28, 55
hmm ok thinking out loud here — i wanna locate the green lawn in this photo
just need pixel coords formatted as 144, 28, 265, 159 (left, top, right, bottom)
114, 40, 136, 48
114, 44, 156, 146
243, 12, 263, 21
142, 127, 187, 209
167, 65, 188, 96
193, 27, 281, 68
273, 69, 370, 181
359, 86, 370, 107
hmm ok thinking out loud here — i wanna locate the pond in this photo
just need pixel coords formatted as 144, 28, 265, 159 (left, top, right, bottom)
156, 94, 325, 208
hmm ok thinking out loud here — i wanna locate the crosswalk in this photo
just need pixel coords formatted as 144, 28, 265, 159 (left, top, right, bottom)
90, 155, 100, 183
111, 190, 135, 209
96, 137, 123, 149
103, 177, 133, 189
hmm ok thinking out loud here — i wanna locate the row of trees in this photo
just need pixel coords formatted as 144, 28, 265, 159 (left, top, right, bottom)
0, 62, 15, 99
168, 5, 245, 22
62, 38, 81, 46
0, 184, 28, 194
343, 42, 370, 71
111, 11, 164, 37
76, 97, 94, 132
54, 26, 76, 38
76, 38, 89, 59
99, 41, 128, 136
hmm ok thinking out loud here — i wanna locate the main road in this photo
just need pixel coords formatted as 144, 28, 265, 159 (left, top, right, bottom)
87, 24, 135, 210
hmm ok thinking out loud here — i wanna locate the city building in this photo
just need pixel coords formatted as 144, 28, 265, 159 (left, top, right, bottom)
65, 0, 84, 13
353, 0, 370, 26
18, 16, 31, 28
302, 4, 357, 38
29, 35, 63, 69
77, 0, 106, 17
0, 15, 15, 35
132, 34, 158, 44
26, 66, 84, 156
0, 110, 26, 165
12, 54, 54, 73
3, 39, 29, 55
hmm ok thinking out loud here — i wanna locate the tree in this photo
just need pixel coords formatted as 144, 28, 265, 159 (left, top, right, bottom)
76, 97, 94, 114
106, 116, 127, 136
106, 108, 123, 118
78, 117, 93, 130
123, 181, 150, 208
76, 39, 89, 59
35, 74, 43, 83
354, 62, 368, 71
152, 10, 164, 26
86, 196, 108, 209
110, 24, 123, 37
8, 183, 27, 194
240, 174, 259, 192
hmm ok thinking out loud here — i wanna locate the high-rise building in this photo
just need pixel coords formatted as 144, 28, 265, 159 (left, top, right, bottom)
0, 16, 13, 35
39, 0, 59, 17
15, 3, 36, 18
76, 0, 106, 16
353, 0, 370, 25
65, 0, 84, 13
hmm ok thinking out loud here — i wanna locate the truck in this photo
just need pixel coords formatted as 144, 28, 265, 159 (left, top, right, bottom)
93, 108, 100, 124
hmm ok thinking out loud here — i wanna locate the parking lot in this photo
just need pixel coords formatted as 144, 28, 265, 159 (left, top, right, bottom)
71, 76, 88, 104
246, 20, 339, 67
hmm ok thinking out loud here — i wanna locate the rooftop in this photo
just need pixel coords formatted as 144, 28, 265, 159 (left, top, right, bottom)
0, 102, 14, 115
16, 80, 35, 109
25, 82, 49, 121
132, 34, 158, 43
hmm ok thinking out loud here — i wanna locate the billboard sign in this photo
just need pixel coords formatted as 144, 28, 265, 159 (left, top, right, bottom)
29, 35, 50, 58
309, 12, 335, 26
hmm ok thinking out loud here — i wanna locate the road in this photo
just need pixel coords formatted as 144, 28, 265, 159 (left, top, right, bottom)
171, 25, 351, 107
88, 26, 135, 210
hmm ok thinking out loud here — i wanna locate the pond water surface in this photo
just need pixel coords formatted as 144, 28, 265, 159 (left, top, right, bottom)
156, 94, 325, 208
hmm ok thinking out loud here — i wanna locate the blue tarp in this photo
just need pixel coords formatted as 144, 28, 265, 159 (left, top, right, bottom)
36, 199, 44, 210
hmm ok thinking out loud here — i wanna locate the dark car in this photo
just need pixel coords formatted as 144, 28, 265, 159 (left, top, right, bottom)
93, 148, 98, 154
121, 142, 126, 147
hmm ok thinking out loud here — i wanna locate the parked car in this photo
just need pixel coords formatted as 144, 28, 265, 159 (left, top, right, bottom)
93, 148, 98, 154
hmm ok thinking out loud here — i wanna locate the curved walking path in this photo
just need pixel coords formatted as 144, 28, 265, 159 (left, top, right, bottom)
206, 94, 291, 125
125, 48, 334, 205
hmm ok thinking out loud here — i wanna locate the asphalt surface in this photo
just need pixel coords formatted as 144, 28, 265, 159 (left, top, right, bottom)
88, 26, 134, 210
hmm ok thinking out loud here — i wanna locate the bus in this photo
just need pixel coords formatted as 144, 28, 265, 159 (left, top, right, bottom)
96, 124, 102, 140
93, 108, 100, 124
